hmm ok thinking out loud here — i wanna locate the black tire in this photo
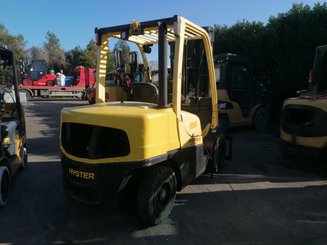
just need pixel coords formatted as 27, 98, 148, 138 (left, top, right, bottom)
137, 166, 177, 225
219, 113, 229, 135
86, 88, 96, 104
22, 78, 33, 86
212, 136, 226, 173
46, 80, 54, 86
0, 166, 10, 207
20, 147, 28, 169
318, 148, 327, 164
253, 107, 269, 131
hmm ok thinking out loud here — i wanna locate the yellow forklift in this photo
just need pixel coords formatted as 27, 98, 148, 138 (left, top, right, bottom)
214, 54, 269, 130
60, 16, 228, 225
0, 42, 27, 206
280, 45, 327, 161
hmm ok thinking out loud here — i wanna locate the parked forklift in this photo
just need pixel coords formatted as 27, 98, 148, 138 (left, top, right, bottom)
280, 45, 327, 161
0, 42, 27, 206
21, 60, 56, 86
60, 16, 228, 225
214, 53, 269, 130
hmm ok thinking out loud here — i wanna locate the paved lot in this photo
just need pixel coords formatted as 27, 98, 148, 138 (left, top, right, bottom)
0, 100, 327, 245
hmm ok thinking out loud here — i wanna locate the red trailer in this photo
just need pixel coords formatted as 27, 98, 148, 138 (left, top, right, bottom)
19, 65, 96, 100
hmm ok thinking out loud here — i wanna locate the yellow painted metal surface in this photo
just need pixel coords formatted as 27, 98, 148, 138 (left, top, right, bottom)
283, 97, 327, 111
281, 97, 327, 149
63, 16, 219, 164
281, 129, 327, 149
61, 102, 180, 164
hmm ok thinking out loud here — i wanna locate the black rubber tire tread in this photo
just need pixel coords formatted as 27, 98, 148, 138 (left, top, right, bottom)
46, 80, 54, 86
0, 166, 10, 207
253, 107, 269, 131
137, 166, 177, 225
212, 136, 226, 173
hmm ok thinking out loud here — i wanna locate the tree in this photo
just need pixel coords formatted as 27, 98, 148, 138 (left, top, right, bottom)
65, 46, 84, 74
28, 46, 48, 61
44, 31, 65, 71
0, 24, 27, 61
213, 3, 327, 122
80, 40, 98, 68
265, 3, 327, 114
213, 21, 267, 71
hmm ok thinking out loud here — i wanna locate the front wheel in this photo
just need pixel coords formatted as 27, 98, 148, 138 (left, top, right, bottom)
137, 166, 177, 225
0, 166, 10, 206
86, 88, 96, 104
212, 136, 226, 173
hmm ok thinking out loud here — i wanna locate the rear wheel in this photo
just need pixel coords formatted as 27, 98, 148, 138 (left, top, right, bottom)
0, 166, 10, 206
137, 166, 177, 225
253, 107, 269, 131
86, 88, 96, 104
46, 80, 54, 86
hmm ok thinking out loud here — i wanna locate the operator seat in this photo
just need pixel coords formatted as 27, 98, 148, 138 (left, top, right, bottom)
131, 82, 159, 104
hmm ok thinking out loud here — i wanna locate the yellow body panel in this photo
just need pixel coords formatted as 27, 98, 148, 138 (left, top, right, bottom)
62, 16, 217, 166
178, 111, 203, 148
61, 102, 182, 164
218, 89, 257, 126
281, 129, 327, 149
283, 97, 327, 111
281, 97, 327, 149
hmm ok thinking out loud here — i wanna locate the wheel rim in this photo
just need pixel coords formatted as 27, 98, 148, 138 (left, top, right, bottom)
155, 182, 171, 212
24, 91, 31, 100
23, 79, 32, 86
254, 109, 268, 130
137, 166, 177, 225
257, 113, 266, 126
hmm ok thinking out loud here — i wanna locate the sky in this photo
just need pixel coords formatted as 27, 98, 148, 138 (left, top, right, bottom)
0, 0, 323, 51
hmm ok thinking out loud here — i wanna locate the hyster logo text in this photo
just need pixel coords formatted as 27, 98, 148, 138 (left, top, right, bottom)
68, 168, 95, 180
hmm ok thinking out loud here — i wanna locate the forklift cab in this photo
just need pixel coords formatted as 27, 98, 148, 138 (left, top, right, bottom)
61, 16, 227, 225
214, 54, 268, 130
280, 45, 327, 160
0, 42, 27, 206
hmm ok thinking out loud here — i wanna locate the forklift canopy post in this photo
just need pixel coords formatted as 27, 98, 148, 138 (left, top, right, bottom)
94, 15, 218, 129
